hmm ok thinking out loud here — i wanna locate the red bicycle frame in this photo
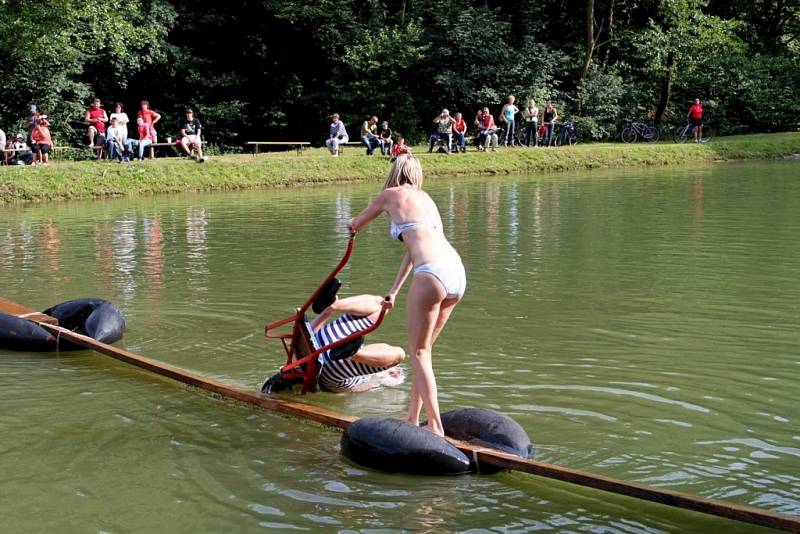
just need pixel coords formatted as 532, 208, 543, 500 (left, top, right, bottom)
265, 236, 387, 394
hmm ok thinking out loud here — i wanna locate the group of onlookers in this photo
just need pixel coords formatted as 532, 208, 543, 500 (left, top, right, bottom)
325, 95, 562, 158
325, 113, 410, 159
84, 99, 205, 162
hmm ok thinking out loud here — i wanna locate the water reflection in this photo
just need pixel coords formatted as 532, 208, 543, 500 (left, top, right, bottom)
185, 206, 209, 297
112, 214, 138, 301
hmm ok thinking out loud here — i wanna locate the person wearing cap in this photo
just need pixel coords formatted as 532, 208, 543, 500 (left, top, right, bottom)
11, 133, 34, 165
84, 98, 108, 150
30, 116, 53, 165
179, 108, 204, 162
428, 109, 455, 153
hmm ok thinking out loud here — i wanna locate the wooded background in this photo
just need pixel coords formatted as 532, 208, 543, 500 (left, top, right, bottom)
1, 0, 798, 147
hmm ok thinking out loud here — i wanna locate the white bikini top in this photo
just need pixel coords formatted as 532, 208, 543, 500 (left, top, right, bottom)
390, 221, 438, 241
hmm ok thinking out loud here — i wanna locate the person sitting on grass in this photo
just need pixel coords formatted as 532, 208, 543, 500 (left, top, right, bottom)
106, 117, 132, 162
30, 116, 53, 166
179, 108, 205, 162
360, 116, 380, 155
428, 109, 454, 153
379, 120, 393, 156
391, 136, 410, 161
261, 282, 406, 394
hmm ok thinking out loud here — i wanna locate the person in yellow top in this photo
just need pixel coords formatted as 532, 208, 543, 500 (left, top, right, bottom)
360, 116, 380, 155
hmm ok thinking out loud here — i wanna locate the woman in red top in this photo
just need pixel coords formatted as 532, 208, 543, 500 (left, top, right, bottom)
31, 116, 53, 165
688, 98, 704, 142
137, 100, 162, 143
452, 112, 467, 153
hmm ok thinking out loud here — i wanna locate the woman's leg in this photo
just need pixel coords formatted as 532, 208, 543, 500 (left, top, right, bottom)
405, 273, 446, 435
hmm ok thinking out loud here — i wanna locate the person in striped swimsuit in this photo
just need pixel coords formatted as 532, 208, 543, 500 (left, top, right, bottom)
311, 294, 406, 392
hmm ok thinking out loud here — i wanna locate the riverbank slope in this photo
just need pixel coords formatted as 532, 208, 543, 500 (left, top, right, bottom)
2, 132, 799, 203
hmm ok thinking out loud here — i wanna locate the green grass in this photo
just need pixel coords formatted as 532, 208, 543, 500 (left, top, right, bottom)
2, 132, 799, 204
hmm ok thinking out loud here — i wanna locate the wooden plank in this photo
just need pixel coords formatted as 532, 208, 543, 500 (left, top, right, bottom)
246, 142, 310, 145
2, 296, 797, 532
0, 297, 58, 324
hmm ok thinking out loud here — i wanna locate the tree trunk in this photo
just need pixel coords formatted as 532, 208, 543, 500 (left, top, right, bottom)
602, 0, 615, 70
400, 0, 407, 26
578, 0, 595, 86
654, 51, 675, 125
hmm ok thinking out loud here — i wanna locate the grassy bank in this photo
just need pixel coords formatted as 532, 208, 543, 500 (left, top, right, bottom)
2, 132, 799, 203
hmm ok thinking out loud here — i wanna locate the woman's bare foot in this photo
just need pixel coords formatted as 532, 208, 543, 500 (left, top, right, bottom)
418, 422, 445, 437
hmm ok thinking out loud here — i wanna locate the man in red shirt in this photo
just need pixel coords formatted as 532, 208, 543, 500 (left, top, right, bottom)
84, 98, 108, 149
688, 98, 704, 142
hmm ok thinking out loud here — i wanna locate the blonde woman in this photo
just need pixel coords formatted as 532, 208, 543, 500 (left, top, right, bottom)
348, 155, 466, 436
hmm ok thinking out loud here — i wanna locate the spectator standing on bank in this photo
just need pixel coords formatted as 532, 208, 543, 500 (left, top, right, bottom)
452, 112, 467, 153
0, 127, 6, 157
360, 116, 380, 155
542, 99, 558, 146
500, 95, 519, 146
379, 121, 393, 156
137, 100, 161, 143
688, 98, 704, 142
523, 99, 539, 147
109, 102, 130, 140
84, 98, 108, 148
31, 116, 53, 165
325, 113, 349, 156
179, 108, 204, 162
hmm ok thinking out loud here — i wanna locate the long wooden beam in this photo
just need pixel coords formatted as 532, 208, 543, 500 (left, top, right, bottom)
3, 298, 798, 532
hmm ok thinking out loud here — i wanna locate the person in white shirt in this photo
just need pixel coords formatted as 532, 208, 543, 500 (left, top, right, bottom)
109, 102, 130, 140
106, 117, 132, 162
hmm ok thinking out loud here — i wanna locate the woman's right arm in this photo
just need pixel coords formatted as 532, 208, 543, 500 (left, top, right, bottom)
348, 190, 387, 235
384, 252, 413, 308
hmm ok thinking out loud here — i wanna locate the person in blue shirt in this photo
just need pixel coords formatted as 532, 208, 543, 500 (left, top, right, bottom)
500, 95, 519, 147
325, 113, 349, 156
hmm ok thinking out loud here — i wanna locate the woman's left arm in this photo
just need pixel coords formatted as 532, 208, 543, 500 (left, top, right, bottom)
348, 190, 387, 235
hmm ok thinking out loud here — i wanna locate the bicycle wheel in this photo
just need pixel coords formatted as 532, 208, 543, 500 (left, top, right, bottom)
643, 125, 660, 142
569, 133, 579, 146
674, 126, 689, 144
515, 126, 527, 146
621, 127, 637, 143
700, 126, 712, 143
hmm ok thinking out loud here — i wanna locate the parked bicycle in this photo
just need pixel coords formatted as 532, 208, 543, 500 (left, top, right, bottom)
554, 120, 579, 146
674, 122, 713, 143
620, 121, 660, 143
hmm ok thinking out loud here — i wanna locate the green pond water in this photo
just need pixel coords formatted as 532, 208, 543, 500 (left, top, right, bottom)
1, 161, 799, 533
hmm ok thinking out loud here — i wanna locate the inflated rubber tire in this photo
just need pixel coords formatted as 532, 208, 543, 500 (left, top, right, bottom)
0, 312, 58, 351
442, 408, 532, 473
341, 417, 471, 475
43, 299, 126, 348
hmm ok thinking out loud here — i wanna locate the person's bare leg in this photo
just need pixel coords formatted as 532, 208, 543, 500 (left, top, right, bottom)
87, 127, 95, 147
404, 273, 446, 435
351, 342, 405, 368
430, 296, 460, 345
328, 294, 383, 321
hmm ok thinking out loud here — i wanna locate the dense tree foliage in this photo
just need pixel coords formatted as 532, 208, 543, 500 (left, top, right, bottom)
0, 0, 798, 146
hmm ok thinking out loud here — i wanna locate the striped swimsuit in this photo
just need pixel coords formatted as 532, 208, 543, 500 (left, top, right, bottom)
315, 313, 391, 392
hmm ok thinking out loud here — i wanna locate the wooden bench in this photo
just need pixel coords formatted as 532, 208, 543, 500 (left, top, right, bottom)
338, 141, 366, 154
148, 140, 207, 159
246, 141, 311, 155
